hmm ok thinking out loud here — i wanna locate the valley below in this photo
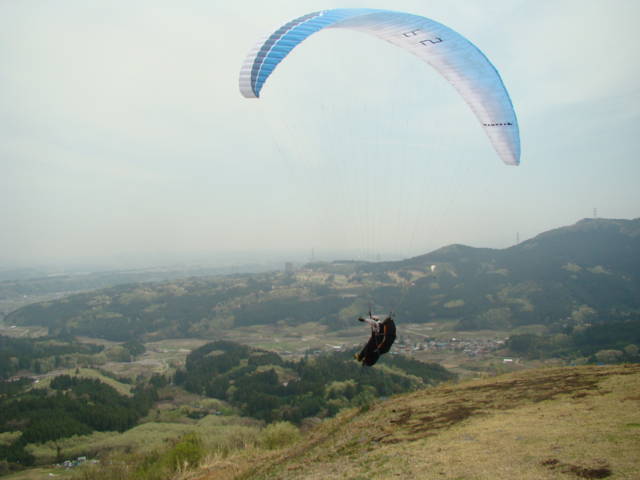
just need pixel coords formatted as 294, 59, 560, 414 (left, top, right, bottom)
1, 218, 639, 479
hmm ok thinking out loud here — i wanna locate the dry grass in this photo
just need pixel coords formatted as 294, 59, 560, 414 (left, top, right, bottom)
193, 364, 640, 480
25, 415, 262, 465
1, 467, 78, 480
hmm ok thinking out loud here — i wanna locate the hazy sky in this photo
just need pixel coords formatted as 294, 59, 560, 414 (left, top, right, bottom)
2, 0, 639, 268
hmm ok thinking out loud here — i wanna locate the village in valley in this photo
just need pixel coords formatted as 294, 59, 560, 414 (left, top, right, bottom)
392, 334, 508, 358
302, 326, 517, 375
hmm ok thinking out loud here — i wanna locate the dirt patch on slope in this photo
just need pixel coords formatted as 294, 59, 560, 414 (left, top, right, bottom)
541, 458, 612, 478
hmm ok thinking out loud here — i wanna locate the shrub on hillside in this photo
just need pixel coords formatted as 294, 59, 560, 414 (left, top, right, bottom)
258, 422, 300, 450
162, 433, 204, 472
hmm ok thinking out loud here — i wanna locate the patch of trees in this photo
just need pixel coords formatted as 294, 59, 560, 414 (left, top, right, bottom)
0, 335, 103, 380
176, 341, 455, 424
122, 339, 146, 357
0, 377, 31, 397
506, 318, 640, 362
0, 375, 157, 469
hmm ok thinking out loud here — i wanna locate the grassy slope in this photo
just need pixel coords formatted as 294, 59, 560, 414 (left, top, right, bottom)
192, 364, 640, 480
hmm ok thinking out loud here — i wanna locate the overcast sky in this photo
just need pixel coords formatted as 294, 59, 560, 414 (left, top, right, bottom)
2, 0, 639, 268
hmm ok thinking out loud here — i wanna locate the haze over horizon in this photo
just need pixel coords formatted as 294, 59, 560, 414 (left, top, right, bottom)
2, 0, 639, 269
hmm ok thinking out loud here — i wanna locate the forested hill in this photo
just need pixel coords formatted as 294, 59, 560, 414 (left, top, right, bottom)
175, 341, 454, 424
5, 218, 640, 341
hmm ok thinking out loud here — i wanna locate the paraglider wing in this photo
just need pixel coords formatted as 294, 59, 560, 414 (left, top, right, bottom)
239, 8, 520, 166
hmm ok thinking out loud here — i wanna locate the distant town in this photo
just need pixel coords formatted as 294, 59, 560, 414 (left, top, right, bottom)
309, 334, 508, 359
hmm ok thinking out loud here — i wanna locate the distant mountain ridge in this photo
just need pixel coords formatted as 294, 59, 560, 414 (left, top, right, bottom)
395, 217, 639, 270
5, 218, 640, 340
355, 217, 640, 329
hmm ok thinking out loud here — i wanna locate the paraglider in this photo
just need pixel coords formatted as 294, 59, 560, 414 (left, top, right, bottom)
239, 8, 520, 166
239, 9, 521, 365
354, 311, 397, 367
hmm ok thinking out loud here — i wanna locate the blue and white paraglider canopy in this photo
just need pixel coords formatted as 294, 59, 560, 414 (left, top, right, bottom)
239, 8, 520, 166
